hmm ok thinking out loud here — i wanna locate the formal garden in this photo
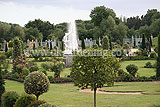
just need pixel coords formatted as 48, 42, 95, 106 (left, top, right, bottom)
0, 5, 160, 107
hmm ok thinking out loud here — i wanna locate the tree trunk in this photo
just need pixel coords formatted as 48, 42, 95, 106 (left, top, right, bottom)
36, 95, 39, 101
94, 88, 97, 107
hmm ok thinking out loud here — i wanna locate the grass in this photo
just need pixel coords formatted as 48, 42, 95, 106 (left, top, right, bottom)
120, 60, 156, 77
5, 80, 160, 107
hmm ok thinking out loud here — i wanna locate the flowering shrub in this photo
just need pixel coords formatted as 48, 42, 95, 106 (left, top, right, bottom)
13, 56, 29, 74
50, 61, 65, 78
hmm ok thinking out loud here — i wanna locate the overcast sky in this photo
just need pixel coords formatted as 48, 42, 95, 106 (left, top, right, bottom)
0, 0, 160, 26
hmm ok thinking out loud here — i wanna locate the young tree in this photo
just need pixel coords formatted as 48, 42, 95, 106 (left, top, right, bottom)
24, 71, 50, 100
71, 55, 120, 107
141, 34, 146, 50
149, 36, 152, 46
5, 43, 8, 52
102, 36, 110, 50
156, 35, 160, 77
81, 36, 85, 50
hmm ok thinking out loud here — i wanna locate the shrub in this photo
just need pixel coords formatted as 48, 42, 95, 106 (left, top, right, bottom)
102, 35, 110, 50
0, 69, 5, 105
150, 52, 157, 59
14, 94, 36, 107
144, 62, 152, 68
22, 67, 30, 77
39, 103, 57, 107
41, 63, 50, 70
28, 100, 46, 107
126, 64, 138, 77
29, 65, 39, 72
1, 91, 19, 107
50, 61, 65, 78
118, 72, 134, 81
24, 71, 50, 100
5, 50, 12, 58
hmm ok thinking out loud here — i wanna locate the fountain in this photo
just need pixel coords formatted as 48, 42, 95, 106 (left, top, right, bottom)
63, 20, 79, 67
63, 20, 78, 55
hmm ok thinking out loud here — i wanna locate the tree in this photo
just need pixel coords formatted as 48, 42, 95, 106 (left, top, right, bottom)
25, 27, 43, 41
81, 36, 85, 50
156, 35, 160, 77
109, 35, 112, 50
0, 67, 5, 105
141, 34, 146, 50
12, 37, 23, 59
150, 19, 160, 37
149, 36, 152, 46
71, 55, 119, 107
139, 25, 151, 39
90, 6, 116, 27
25, 19, 55, 40
24, 71, 50, 100
102, 36, 110, 50
112, 23, 128, 41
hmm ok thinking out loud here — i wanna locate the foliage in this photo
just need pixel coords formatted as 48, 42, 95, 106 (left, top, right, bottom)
8, 40, 13, 48
28, 100, 46, 107
118, 72, 134, 82
24, 71, 50, 100
12, 37, 23, 59
31, 50, 42, 61
126, 64, 138, 77
29, 65, 39, 72
71, 54, 119, 107
150, 52, 157, 59
102, 36, 110, 50
41, 63, 50, 70
81, 36, 85, 50
141, 34, 146, 50
50, 61, 65, 78
156, 35, 160, 77
0, 67, 5, 105
14, 94, 36, 107
108, 35, 112, 50
13, 56, 29, 74
144, 62, 153, 68
1, 91, 19, 107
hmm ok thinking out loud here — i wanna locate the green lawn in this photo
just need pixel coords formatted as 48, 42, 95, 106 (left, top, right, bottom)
120, 60, 156, 77
5, 80, 160, 107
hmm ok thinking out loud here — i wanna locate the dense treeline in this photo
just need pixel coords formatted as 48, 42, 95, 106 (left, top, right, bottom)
0, 6, 160, 42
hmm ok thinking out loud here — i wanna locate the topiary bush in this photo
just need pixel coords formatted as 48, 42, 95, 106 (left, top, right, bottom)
27, 100, 46, 107
24, 71, 50, 100
144, 62, 153, 68
14, 94, 36, 107
126, 64, 138, 77
1, 91, 19, 107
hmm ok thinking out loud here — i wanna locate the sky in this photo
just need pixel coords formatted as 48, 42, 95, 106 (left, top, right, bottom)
0, 0, 160, 26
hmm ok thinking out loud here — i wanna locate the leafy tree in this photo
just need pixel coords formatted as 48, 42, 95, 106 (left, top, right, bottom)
25, 27, 43, 41
25, 19, 55, 40
90, 6, 116, 27
150, 19, 160, 37
141, 34, 146, 50
126, 16, 141, 30
81, 36, 85, 50
156, 35, 160, 77
5, 43, 8, 52
149, 36, 152, 46
71, 55, 119, 107
102, 36, 110, 50
24, 71, 50, 100
112, 23, 128, 41
139, 25, 151, 39
141, 9, 159, 26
